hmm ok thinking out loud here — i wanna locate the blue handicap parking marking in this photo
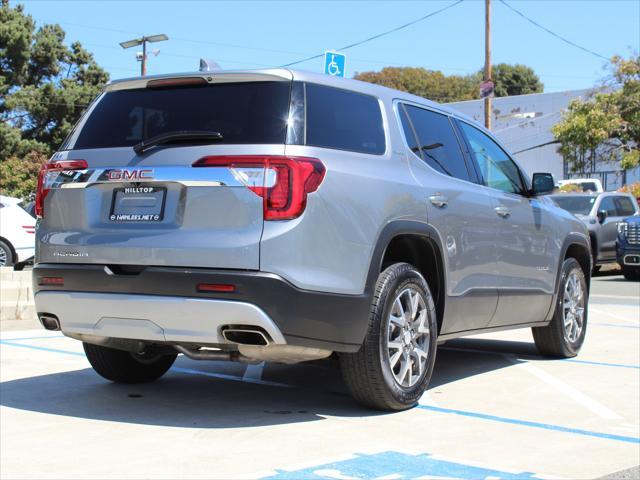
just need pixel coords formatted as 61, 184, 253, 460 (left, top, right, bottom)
265, 451, 540, 479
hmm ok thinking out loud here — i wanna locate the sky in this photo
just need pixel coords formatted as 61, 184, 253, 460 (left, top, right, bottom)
15, 0, 640, 94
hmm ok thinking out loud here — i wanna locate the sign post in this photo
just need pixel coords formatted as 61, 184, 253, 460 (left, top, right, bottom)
324, 51, 346, 78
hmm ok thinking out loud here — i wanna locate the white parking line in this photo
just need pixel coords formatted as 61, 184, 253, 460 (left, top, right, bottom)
590, 294, 639, 300
502, 354, 623, 420
589, 307, 639, 325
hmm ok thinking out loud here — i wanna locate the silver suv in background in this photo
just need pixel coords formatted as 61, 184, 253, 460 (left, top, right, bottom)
33, 69, 591, 410
549, 192, 639, 270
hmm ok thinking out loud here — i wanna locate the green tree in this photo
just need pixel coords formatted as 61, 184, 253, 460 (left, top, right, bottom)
0, 1, 109, 161
354, 64, 542, 102
0, 150, 47, 200
552, 54, 640, 173
354, 67, 479, 102
490, 63, 543, 97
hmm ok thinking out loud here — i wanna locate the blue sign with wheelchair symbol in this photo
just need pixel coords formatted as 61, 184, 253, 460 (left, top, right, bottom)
324, 51, 346, 77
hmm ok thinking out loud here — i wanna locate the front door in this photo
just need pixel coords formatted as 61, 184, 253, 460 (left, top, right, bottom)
456, 120, 555, 327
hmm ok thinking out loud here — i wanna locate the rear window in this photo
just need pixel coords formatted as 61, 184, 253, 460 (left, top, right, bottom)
299, 83, 385, 155
579, 181, 598, 192
64, 81, 291, 150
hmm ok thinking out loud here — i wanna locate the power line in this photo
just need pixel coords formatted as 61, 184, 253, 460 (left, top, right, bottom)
498, 0, 609, 61
38, 13, 602, 83
281, 0, 465, 67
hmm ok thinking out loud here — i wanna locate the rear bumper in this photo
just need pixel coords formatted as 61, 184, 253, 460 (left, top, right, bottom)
33, 264, 371, 352
34, 291, 287, 345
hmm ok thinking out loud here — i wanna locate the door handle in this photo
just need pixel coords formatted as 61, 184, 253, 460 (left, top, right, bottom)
429, 194, 448, 208
494, 205, 511, 218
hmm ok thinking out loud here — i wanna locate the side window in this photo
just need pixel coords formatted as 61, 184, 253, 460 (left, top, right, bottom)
303, 83, 385, 154
458, 121, 525, 194
399, 106, 419, 153
401, 104, 471, 182
599, 197, 616, 216
615, 196, 636, 217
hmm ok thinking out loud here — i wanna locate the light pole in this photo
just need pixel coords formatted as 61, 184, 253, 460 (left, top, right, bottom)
119, 34, 169, 77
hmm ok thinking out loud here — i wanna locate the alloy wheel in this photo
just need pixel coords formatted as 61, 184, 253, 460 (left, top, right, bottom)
385, 287, 431, 388
563, 271, 585, 343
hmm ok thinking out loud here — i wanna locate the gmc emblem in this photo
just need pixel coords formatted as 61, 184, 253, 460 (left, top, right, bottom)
107, 169, 154, 181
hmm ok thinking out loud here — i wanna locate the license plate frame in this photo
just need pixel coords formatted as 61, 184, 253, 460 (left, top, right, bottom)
109, 185, 167, 222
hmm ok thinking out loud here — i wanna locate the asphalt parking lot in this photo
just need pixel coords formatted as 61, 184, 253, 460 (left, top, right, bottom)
1, 274, 638, 479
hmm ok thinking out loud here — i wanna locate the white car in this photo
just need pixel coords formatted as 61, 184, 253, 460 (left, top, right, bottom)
0, 196, 36, 267
558, 178, 604, 193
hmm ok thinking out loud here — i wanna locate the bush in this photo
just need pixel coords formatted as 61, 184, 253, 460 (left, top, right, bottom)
0, 151, 48, 200
558, 183, 582, 193
618, 182, 640, 206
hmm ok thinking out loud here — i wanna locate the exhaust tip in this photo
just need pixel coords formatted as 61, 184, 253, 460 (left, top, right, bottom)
222, 327, 270, 346
39, 314, 60, 331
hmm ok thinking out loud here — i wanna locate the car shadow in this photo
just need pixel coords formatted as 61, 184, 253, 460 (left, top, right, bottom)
0, 342, 523, 428
592, 268, 622, 278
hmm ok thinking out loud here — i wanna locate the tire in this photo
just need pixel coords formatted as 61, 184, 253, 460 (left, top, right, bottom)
532, 257, 588, 357
83, 342, 177, 383
622, 268, 640, 281
339, 263, 438, 411
0, 240, 14, 267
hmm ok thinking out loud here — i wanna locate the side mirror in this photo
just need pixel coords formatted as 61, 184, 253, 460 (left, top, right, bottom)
597, 210, 607, 224
531, 172, 555, 195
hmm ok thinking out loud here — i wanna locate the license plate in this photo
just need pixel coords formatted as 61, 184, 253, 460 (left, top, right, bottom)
109, 186, 166, 222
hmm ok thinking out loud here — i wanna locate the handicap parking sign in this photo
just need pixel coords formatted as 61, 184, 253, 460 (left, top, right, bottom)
324, 51, 346, 77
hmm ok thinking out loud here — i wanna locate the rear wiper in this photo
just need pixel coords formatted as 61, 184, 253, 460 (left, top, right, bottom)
134, 130, 223, 154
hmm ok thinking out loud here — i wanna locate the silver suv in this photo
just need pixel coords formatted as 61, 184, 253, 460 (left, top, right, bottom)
33, 69, 592, 410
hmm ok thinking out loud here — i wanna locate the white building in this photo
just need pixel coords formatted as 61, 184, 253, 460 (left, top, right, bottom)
448, 89, 639, 190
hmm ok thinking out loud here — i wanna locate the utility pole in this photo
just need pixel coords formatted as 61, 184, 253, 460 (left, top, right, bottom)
119, 34, 168, 77
484, 0, 492, 130
141, 39, 147, 77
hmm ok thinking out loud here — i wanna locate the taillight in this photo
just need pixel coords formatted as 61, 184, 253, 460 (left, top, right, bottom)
35, 159, 88, 218
193, 155, 325, 220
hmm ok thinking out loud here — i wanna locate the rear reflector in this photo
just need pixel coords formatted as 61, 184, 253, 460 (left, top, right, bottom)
197, 283, 236, 293
193, 155, 325, 220
39, 277, 64, 286
22, 225, 36, 234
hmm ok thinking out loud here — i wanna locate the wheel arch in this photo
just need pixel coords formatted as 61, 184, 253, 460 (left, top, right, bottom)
588, 231, 598, 263
0, 235, 17, 265
366, 221, 447, 334
545, 233, 591, 322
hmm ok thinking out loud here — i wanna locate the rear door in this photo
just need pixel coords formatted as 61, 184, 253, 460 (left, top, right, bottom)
37, 74, 293, 269
398, 103, 498, 334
